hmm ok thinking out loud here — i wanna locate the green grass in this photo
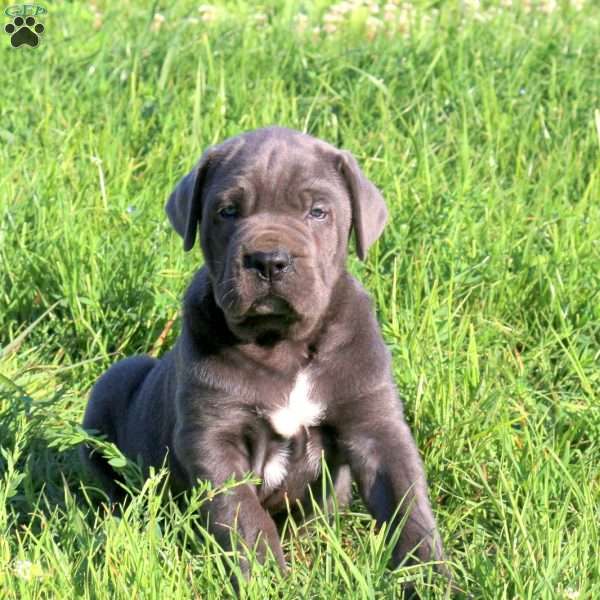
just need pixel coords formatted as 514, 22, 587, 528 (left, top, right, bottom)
1, 0, 599, 597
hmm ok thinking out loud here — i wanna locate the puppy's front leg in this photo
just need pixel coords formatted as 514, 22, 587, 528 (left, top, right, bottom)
174, 423, 287, 572
337, 388, 448, 577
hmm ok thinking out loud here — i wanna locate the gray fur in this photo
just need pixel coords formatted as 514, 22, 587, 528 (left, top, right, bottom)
81, 126, 448, 585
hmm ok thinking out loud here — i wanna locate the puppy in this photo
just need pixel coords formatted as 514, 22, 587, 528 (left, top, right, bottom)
81, 126, 448, 586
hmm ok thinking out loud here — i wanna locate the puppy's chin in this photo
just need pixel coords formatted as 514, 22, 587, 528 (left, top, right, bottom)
230, 316, 296, 344
217, 293, 311, 343
222, 312, 295, 345
215, 289, 292, 342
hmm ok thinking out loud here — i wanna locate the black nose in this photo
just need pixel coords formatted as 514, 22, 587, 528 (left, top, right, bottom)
243, 250, 293, 281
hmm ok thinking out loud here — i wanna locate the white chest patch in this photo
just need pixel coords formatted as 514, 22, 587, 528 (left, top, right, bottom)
269, 371, 323, 438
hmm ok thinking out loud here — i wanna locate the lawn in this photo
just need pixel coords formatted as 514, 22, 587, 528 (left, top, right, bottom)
1, 0, 599, 598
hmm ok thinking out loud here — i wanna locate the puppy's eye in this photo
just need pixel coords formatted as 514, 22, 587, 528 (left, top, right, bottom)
218, 205, 239, 219
308, 207, 327, 220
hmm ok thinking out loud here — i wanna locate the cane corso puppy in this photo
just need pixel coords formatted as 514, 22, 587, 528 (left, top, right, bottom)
81, 126, 448, 587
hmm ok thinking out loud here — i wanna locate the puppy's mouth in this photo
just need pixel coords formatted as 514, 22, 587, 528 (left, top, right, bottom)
246, 295, 292, 317
218, 288, 301, 341
230, 294, 298, 328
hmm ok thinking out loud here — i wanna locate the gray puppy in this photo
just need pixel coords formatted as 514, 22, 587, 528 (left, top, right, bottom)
81, 126, 448, 586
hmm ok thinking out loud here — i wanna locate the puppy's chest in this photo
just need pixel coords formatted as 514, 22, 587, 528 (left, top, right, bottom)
268, 370, 324, 438
253, 371, 326, 493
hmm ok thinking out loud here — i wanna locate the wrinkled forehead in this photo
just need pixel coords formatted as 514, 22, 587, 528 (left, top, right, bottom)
206, 136, 344, 207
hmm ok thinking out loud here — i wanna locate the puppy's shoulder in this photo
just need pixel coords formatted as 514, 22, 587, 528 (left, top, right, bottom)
335, 273, 386, 340
323, 272, 391, 371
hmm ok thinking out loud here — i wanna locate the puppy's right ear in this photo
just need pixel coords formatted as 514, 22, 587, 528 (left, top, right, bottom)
165, 148, 214, 252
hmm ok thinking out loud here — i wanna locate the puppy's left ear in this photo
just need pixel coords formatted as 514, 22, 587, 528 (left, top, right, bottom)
338, 151, 388, 261
165, 148, 214, 252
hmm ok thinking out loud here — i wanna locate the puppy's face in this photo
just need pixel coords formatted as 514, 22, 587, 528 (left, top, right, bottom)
166, 127, 387, 342
200, 142, 350, 341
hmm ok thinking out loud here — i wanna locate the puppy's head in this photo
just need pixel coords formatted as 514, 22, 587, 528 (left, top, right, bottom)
166, 127, 387, 342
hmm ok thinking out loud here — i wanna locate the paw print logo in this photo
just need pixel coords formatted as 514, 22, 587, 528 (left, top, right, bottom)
4, 15, 45, 48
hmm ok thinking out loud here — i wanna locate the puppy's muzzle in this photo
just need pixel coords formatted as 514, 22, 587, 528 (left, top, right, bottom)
243, 249, 293, 282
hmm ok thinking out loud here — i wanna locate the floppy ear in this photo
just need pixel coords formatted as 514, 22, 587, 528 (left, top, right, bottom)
165, 149, 214, 252
338, 150, 388, 261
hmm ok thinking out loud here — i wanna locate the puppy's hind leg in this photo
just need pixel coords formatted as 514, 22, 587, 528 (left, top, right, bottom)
79, 443, 126, 506
80, 355, 157, 504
